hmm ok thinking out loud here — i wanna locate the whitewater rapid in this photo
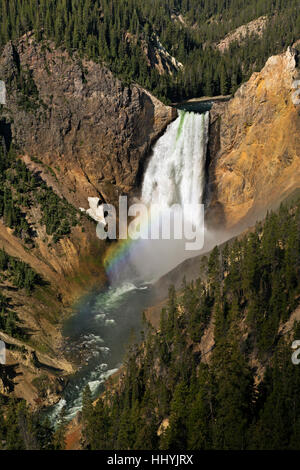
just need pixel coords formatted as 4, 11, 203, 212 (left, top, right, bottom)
49, 282, 153, 423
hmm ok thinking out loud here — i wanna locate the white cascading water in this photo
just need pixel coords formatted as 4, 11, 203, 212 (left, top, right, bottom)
142, 110, 209, 225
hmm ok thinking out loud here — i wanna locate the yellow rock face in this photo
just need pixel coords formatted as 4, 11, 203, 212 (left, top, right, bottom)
208, 47, 300, 230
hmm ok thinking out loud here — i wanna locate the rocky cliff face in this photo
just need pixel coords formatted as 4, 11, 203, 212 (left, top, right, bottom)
142, 34, 184, 75
0, 33, 175, 407
207, 46, 300, 230
216, 16, 268, 53
0, 33, 176, 207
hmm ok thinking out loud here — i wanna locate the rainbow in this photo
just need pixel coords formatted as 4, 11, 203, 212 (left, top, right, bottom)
103, 237, 135, 277
103, 206, 155, 276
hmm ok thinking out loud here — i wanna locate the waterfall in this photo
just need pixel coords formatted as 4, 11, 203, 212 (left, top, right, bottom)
106, 109, 210, 285
141, 110, 209, 225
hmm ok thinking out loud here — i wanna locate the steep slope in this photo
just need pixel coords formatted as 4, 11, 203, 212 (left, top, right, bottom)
80, 198, 300, 451
207, 46, 300, 230
0, 34, 176, 205
1, 0, 299, 102
154, 46, 300, 301
142, 33, 184, 75
216, 15, 268, 52
0, 34, 175, 407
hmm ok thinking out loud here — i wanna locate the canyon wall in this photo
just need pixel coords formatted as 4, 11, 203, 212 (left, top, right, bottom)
0, 33, 176, 207
207, 46, 300, 230
1, 34, 300, 408
0, 33, 175, 407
